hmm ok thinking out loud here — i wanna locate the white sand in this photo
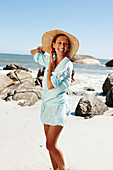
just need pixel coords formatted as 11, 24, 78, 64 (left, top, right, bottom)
0, 98, 113, 170
0, 71, 113, 170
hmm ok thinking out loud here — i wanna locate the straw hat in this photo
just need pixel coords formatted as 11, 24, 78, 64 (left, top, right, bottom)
42, 29, 79, 58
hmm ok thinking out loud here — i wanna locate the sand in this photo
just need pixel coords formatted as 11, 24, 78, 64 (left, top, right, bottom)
0, 96, 113, 170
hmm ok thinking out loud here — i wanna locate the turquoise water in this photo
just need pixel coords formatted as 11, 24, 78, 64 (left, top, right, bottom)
0, 53, 112, 78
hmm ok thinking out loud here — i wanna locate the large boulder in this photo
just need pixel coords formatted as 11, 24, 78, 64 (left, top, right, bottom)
1, 80, 35, 99
71, 54, 101, 65
12, 92, 39, 106
106, 87, 113, 107
1, 80, 42, 106
0, 73, 14, 93
7, 70, 34, 83
105, 60, 113, 67
7, 71, 19, 82
102, 72, 113, 94
75, 94, 108, 118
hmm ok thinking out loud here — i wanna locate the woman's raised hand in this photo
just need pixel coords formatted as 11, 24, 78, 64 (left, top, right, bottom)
37, 46, 45, 54
30, 46, 45, 56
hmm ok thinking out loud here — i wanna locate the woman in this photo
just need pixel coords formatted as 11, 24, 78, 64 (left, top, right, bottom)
30, 29, 79, 170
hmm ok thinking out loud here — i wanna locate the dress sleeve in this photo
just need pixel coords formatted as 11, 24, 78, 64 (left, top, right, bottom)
51, 61, 73, 89
34, 53, 48, 67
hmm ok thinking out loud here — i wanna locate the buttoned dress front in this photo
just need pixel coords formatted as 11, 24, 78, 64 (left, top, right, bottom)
34, 53, 73, 127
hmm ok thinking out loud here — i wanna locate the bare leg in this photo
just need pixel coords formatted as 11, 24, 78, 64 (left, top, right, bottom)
49, 152, 59, 170
44, 124, 59, 170
46, 125, 66, 170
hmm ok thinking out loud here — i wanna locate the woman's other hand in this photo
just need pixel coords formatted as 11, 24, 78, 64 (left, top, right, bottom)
50, 48, 54, 64
47, 48, 55, 90
37, 46, 45, 54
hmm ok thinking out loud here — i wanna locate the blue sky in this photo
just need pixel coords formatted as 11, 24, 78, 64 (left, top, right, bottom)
0, 0, 113, 59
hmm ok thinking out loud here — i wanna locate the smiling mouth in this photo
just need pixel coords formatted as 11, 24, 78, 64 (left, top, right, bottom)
58, 49, 64, 52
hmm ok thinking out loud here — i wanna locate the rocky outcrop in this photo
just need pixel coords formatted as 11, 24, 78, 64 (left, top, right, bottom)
0, 73, 14, 93
105, 60, 113, 67
7, 70, 34, 84
102, 72, 113, 94
1, 80, 42, 106
71, 54, 101, 65
75, 94, 108, 118
106, 87, 113, 107
13, 92, 40, 106
3, 64, 32, 72
0, 63, 43, 106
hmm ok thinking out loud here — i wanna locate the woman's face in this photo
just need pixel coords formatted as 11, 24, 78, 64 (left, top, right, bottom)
53, 36, 70, 57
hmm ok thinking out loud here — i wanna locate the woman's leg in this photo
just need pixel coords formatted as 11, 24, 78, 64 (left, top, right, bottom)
44, 124, 59, 170
46, 125, 66, 170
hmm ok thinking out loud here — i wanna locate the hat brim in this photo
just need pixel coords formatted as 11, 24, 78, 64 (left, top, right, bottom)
42, 29, 79, 58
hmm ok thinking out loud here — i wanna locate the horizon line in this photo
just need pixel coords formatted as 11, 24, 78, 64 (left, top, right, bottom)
0, 52, 111, 60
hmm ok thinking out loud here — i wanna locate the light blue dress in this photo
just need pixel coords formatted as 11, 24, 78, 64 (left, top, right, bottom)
34, 53, 73, 127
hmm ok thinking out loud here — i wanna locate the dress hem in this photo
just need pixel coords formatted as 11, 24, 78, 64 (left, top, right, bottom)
41, 122, 64, 127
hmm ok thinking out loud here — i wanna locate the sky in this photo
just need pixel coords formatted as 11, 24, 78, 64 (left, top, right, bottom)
0, 0, 113, 59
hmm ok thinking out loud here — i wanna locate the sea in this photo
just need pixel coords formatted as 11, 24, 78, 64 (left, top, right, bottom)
0, 53, 113, 80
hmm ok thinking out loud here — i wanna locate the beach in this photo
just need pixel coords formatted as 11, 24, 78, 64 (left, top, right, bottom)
0, 90, 113, 170
1, 0, 113, 168
0, 54, 113, 170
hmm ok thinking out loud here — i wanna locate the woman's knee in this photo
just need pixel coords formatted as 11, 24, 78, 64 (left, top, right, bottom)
46, 141, 57, 152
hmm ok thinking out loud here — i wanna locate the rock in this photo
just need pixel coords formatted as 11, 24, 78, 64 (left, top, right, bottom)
106, 87, 113, 107
70, 79, 81, 86
7, 70, 34, 83
84, 87, 95, 91
0, 73, 14, 93
1, 80, 35, 99
1, 80, 42, 106
14, 70, 34, 83
35, 76, 43, 87
12, 92, 39, 106
75, 94, 108, 118
102, 72, 113, 94
35, 78, 42, 87
66, 89, 76, 95
67, 89, 87, 96
105, 60, 113, 67
36, 67, 45, 87
6, 96, 12, 101
15, 87, 42, 99
71, 54, 101, 65
3, 64, 32, 72
37, 67, 45, 77
7, 72, 18, 81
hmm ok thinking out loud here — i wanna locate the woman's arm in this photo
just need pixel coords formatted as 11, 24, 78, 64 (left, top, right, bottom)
47, 49, 54, 90
30, 46, 45, 56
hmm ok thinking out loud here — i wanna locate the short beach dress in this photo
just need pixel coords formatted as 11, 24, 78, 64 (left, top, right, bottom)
34, 53, 73, 127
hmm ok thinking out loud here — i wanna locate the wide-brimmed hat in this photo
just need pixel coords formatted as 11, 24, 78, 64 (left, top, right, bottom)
42, 29, 79, 58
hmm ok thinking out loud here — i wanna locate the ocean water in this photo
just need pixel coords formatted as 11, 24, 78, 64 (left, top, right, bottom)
0, 53, 42, 70
0, 53, 113, 79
